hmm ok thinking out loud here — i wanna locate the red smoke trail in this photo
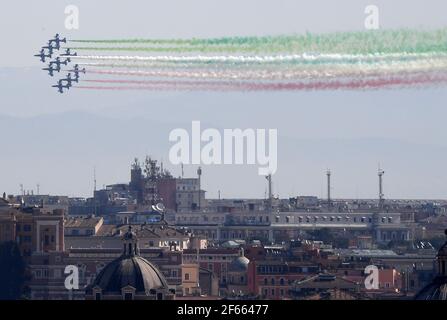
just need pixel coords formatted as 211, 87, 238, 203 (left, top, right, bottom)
77, 72, 447, 91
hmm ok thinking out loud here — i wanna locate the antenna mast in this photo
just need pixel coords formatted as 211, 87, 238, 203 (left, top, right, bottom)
94, 167, 97, 216
378, 165, 385, 211
326, 169, 331, 210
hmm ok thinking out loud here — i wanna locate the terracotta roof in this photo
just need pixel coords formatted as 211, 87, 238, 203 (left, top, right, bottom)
65, 217, 102, 228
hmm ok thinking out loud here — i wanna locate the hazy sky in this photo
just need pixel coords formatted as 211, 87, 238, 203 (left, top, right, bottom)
1, 1, 447, 199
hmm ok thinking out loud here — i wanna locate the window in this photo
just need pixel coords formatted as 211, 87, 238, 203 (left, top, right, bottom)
95, 293, 101, 300
157, 293, 163, 300
24, 225, 31, 232
185, 273, 190, 281
54, 269, 62, 279
264, 278, 268, 285
124, 293, 133, 300
271, 278, 275, 285
280, 278, 285, 285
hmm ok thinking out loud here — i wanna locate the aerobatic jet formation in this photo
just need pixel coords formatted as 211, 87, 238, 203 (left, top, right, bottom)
35, 34, 85, 94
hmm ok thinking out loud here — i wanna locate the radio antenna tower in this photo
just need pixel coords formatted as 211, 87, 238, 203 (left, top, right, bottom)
378, 164, 385, 211
326, 169, 331, 210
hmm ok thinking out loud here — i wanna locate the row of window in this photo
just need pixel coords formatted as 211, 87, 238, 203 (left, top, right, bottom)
16, 224, 32, 232
258, 265, 286, 274
33, 268, 63, 279
277, 216, 395, 224
263, 278, 286, 285
262, 287, 286, 297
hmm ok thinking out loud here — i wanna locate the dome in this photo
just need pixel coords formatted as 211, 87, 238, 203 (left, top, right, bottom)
437, 230, 447, 257
86, 225, 172, 299
414, 278, 447, 300
89, 255, 169, 294
415, 229, 447, 300
230, 249, 250, 272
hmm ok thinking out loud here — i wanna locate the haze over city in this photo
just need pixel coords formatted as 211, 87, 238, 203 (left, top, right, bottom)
1, 0, 447, 199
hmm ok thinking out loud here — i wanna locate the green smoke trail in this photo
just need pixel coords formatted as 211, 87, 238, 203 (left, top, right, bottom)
70, 28, 447, 54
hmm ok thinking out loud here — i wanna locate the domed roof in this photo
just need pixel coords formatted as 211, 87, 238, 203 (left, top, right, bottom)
415, 229, 447, 300
89, 255, 169, 294
230, 249, 250, 272
86, 225, 169, 296
437, 230, 447, 257
415, 278, 447, 300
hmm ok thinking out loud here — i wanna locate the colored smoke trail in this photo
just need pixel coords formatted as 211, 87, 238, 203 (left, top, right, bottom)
78, 72, 447, 91
72, 52, 447, 65
66, 28, 447, 92
70, 28, 447, 54
88, 62, 447, 80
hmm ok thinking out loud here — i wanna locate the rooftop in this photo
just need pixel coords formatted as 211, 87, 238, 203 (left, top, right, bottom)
65, 216, 103, 228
